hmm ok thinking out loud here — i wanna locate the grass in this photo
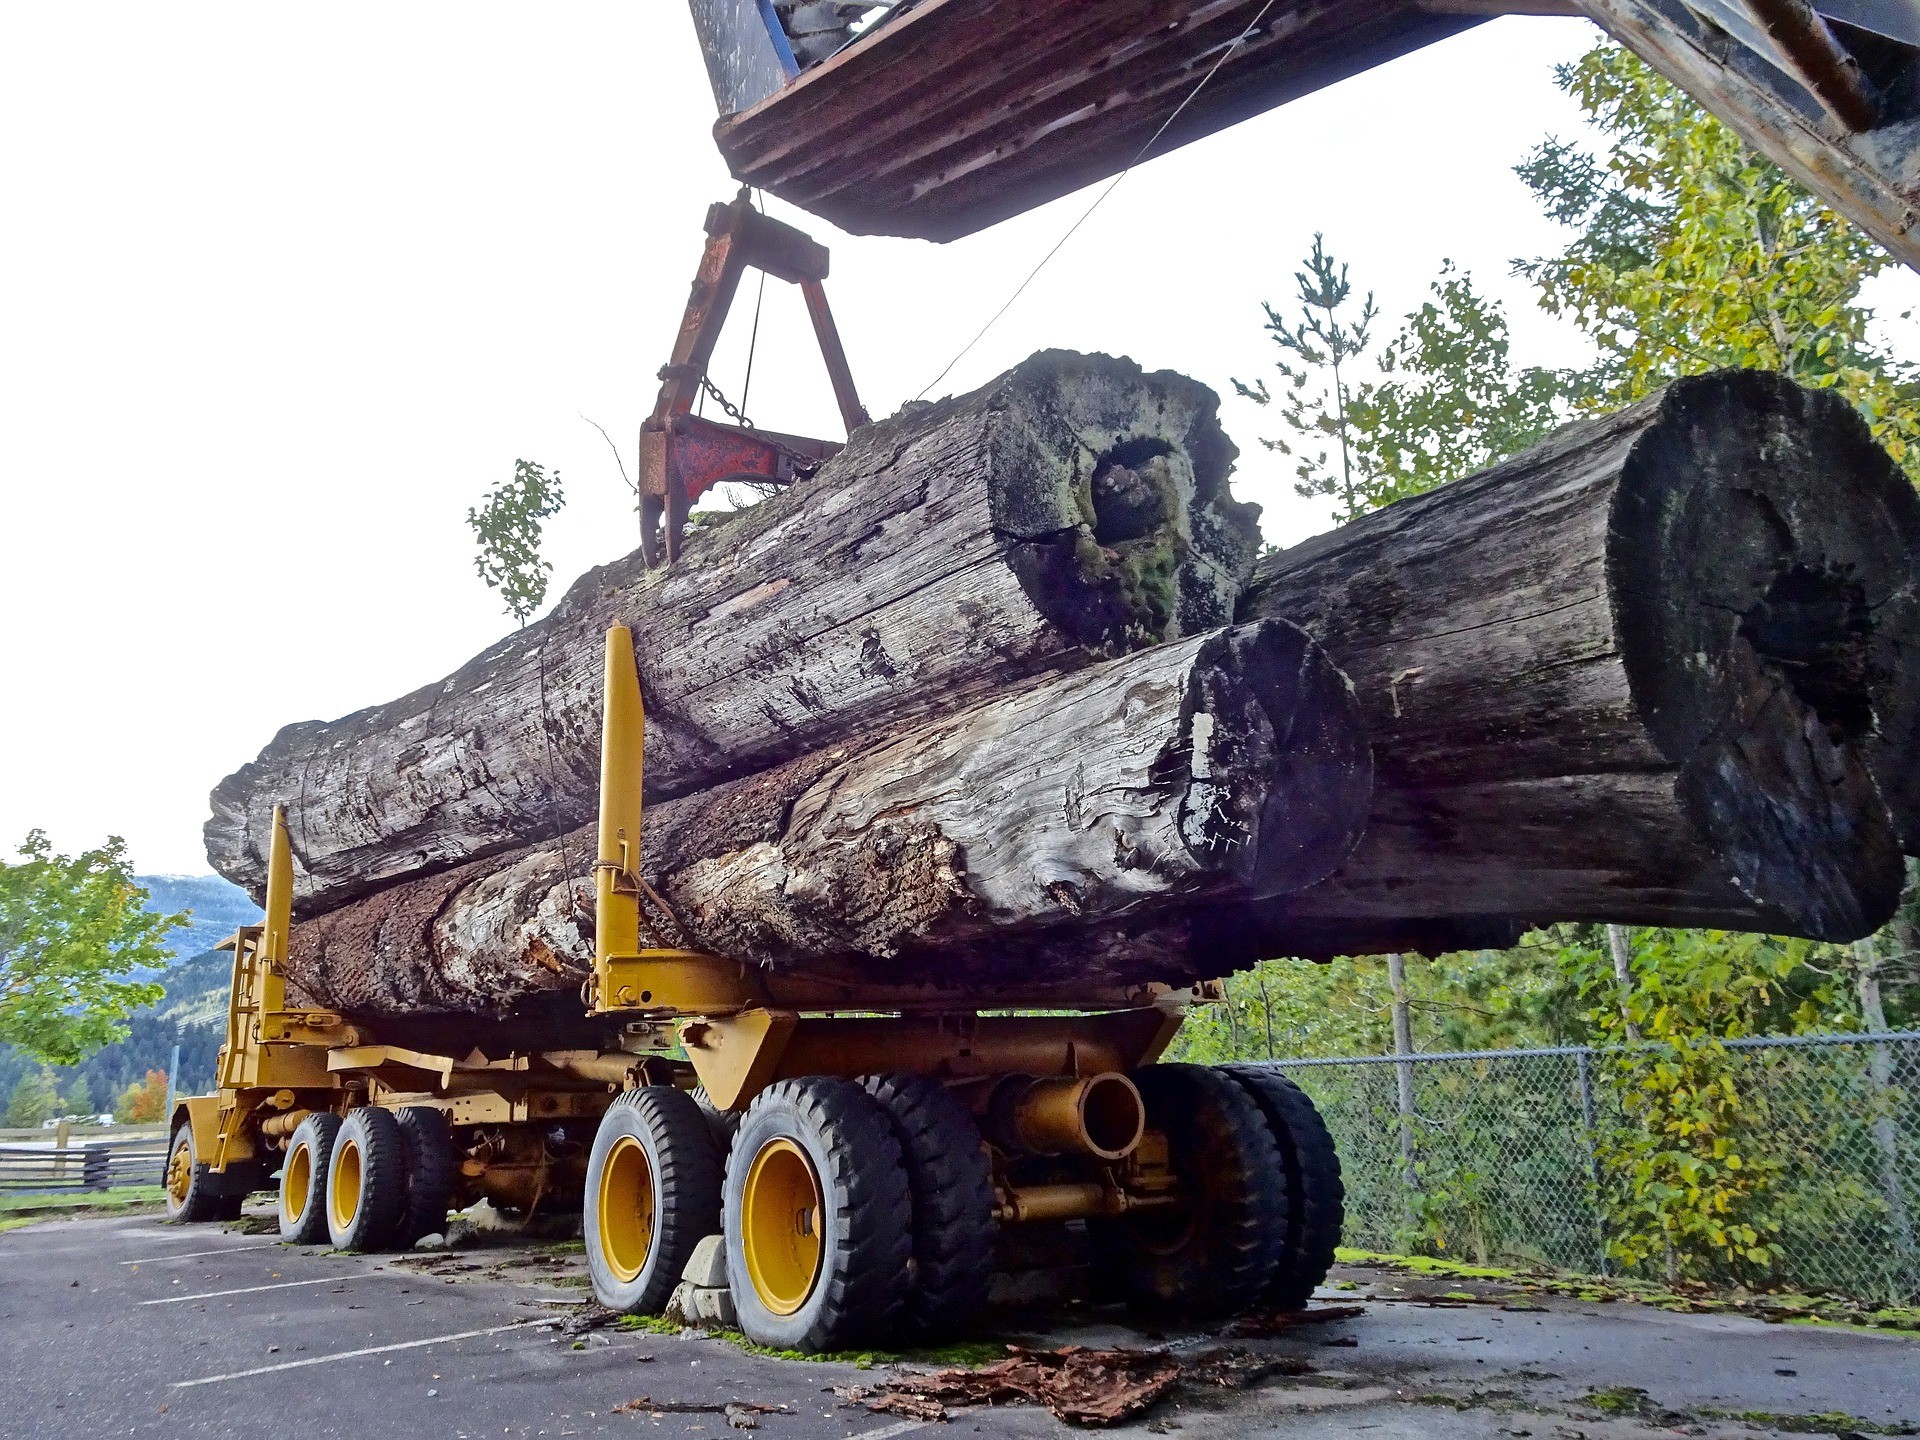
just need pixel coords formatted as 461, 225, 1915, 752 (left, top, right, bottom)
0, 1186, 168, 1233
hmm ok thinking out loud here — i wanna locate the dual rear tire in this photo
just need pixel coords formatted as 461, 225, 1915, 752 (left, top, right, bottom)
582, 1064, 1344, 1349
278, 1106, 456, 1251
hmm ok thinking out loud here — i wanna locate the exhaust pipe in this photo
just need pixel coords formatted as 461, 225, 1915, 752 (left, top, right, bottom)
992, 1072, 1146, 1161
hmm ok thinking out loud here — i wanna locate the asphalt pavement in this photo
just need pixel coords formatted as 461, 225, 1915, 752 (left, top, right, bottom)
2, 1206, 1914, 1440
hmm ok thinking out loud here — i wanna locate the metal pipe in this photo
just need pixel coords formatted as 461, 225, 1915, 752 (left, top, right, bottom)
1745, 0, 1883, 131
1005, 1073, 1145, 1161
994, 1180, 1181, 1225
259, 1109, 313, 1140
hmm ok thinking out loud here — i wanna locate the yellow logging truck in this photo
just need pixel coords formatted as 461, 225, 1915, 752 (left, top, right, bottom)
166, 624, 1343, 1352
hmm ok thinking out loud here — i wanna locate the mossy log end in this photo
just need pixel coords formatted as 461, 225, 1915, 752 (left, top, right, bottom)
206, 350, 1262, 916
284, 619, 1370, 1017
1241, 369, 1920, 947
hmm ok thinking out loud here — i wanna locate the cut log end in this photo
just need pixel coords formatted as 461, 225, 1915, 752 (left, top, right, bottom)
1614, 370, 1920, 938
987, 350, 1260, 650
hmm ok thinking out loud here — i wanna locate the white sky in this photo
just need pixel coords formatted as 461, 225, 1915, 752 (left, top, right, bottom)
4, 4, 1916, 876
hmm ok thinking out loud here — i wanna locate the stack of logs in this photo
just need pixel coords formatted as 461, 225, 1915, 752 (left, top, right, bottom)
205, 351, 1920, 1024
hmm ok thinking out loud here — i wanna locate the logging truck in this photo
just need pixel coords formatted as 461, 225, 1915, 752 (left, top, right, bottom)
166, 623, 1345, 1352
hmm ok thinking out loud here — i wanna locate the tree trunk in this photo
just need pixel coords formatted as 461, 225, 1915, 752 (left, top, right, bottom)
284, 619, 1370, 1017
209, 350, 1262, 915
1239, 369, 1920, 948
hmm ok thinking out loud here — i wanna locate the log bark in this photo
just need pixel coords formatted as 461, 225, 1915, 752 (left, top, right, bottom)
1238, 369, 1920, 948
284, 619, 1370, 1017
207, 350, 1262, 915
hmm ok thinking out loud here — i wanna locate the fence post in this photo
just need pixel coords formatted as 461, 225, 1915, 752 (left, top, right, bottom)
1854, 941, 1917, 1282
82, 1144, 109, 1192
53, 1118, 70, 1183
1576, 1047, 1609, 1277
1386, 952, 1420, 1227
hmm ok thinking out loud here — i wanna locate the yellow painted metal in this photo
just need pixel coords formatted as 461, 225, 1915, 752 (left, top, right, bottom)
1012, 1073, 1145, 1161
284, 1130, 318, 1225
680, 1009, 800, 1110
740, 1137, 823, 1316
330, 1133, 364, 1234
173, 1096, 214, 1165
165, 1138, 193, 1206
326, 1045, 456, 1087
600, 951, 762, 1015
597, 1135, 657, 1284
595, 624, 646, 970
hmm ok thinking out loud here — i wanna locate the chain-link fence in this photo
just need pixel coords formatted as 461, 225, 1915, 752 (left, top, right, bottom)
1261, 1031, 1920, 1305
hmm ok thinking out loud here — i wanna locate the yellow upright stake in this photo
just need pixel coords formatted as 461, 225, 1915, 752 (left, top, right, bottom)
596, 623, 646, 968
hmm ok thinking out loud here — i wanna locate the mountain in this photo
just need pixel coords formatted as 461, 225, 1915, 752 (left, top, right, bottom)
138, 873, 260, 963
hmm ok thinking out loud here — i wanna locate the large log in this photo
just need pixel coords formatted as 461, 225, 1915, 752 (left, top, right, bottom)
208, 350, 1262, 915
284, 619, 1371, 1017
1239, 369, 1920, 948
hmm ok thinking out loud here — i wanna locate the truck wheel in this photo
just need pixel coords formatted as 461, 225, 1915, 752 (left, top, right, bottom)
1221, 1065, 1346, 1308
280, 1113, 341, 1243
1092, 1064, 1286, 1316
585, 1086, 723, 1315
724, 1077, 911, 1353
394, 1107, 457, 1246
164, 1120, 220, 1224
691, 1085, 740, 1156
860, 1073, 996, 1338
327, 1107, 407, 1251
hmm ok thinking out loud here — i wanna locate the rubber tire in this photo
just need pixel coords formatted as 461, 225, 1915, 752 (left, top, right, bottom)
584, 1086, 724, 1315
165, 1121, 221, 1224
692, 1085, 740, 1157
279, 1112, 341, 1243
1222, 1065, 1347, 1308
212, 1193, 245, 1222
327, 1107, 408, 1252
860, 1073, 997, 1338
724, 1077, 911, 1353
393, 1107, 458, 1247
1092, 1063, 1287, 1316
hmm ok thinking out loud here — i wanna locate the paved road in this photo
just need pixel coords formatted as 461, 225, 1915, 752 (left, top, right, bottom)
2, 1207, 1914, 1439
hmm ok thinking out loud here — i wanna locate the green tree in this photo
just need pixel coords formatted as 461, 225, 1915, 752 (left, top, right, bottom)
5, 1069, 60, 1129
59, 1071, 93, 1118
468, 458, 566, 625
1238, 247, 1567, 519
0, 833, 173, 1066
1515, 44, 1920, 478
1234, 233, 1378, 519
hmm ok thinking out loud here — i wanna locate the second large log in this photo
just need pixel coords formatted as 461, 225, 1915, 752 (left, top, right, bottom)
1240, 369, 1920, 948
208, 350, 1262, 914
283, 619, 1371, 1017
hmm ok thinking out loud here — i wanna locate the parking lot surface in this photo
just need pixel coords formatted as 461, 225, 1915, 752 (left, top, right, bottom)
2, 1207, 1915, 1440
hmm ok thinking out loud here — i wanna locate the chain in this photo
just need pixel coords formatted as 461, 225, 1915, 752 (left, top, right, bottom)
698, 373, 755, 430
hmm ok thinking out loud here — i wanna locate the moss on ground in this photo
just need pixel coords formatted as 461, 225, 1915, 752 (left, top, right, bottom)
1335, 1247, 1920, 1337
612, 1313, 1003, 1369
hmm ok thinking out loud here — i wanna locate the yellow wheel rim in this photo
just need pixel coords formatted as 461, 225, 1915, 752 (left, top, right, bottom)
330, 1135, 363, 1234
597, 1134, 657, 1285
740, 1137, 823, 1317
166, 1142, 192, 1207
285, 1140, 312, 1223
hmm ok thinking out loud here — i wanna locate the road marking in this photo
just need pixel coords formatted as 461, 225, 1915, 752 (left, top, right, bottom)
856, 1423, 936, 1440
139, 1272, 398, 1305
171, 1320, 542, 1387
122, 1242, 284, 1265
